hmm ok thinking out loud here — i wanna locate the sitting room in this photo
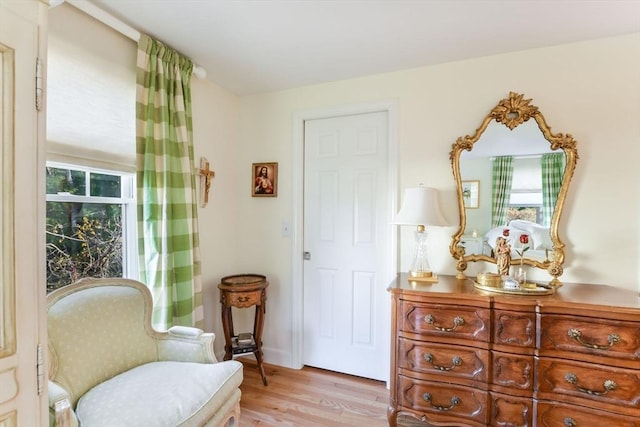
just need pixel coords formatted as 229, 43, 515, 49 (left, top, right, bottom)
1, 0, 639, 425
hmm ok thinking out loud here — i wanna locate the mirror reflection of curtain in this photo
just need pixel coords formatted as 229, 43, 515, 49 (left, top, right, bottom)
541, 153, 564, 227
491, 156, 514, 227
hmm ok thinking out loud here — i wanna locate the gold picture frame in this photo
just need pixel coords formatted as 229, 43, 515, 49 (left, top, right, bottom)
462, 180, 479, 209
251, 162, 278, 197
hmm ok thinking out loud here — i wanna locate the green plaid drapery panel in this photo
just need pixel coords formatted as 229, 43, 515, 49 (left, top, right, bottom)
541, 153, 564, 227
136, 34, 203, 331
491, 156, 514, 228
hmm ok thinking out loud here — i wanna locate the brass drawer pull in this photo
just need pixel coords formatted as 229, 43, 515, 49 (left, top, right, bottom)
423, 353, 462, 371
422, 393, 460, 411
424, 314, 465, 332
237, 296, 251, 303
564, 418, 576, 427
564, 372, 617, 396
567, 328, 620, 350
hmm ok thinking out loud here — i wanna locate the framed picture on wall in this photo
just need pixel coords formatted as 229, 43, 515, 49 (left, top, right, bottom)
252, 162, 278, 197
462, 180, 479, 209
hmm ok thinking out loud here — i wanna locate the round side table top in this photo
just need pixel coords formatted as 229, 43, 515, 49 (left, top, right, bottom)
218, 274, 268, 291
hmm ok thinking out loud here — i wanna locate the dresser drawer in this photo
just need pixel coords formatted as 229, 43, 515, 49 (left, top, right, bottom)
489, 391, 533, 427
537, 357, 640, 413
397, 375, 488, 424
539, 314, 640, 363
400, 300, 490, 342
536, 401, 640, 427
492, 350, 534, 391
398, 338, 488, 383
494, 309, 536, 348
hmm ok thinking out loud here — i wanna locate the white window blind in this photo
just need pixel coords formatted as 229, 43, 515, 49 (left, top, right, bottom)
47, 2, 136, 171
510, 157, 542, 205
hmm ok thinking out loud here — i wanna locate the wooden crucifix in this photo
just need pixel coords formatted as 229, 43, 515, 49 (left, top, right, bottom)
197, 157, 215, 207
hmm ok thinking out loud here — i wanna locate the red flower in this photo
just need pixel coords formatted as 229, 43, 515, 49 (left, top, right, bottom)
502, 229, 510, 237
520, 234, 529, 244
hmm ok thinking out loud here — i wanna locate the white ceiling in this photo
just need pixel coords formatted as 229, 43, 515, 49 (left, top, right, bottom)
84, 0, 640, 96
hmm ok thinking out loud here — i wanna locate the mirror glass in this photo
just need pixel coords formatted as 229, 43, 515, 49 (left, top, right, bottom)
450, 92, 578, 284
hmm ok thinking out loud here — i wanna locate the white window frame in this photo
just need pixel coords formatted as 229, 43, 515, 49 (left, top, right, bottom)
45, 161, 138, 281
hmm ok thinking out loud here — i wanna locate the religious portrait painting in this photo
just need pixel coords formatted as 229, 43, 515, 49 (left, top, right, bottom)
251, 162, 278, 197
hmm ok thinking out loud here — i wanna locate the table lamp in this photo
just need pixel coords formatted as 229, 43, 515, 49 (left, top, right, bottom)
393, 186, 448, 282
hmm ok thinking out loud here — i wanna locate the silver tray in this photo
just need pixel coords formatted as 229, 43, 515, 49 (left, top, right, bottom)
473, 281, 554, 295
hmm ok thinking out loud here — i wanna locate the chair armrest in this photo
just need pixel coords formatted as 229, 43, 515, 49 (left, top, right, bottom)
156, 326, 218, 363
48, 381, 78, 427
168, 325, 204, 339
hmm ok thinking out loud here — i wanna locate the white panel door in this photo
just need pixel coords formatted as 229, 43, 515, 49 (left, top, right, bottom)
303, 111, 389, 381
0, 3, 44, 426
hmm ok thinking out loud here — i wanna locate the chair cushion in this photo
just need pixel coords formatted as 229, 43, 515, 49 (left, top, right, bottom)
75, 360, 243, 427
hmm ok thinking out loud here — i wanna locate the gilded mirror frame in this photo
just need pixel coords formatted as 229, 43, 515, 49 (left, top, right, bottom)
449, 92, 578, 284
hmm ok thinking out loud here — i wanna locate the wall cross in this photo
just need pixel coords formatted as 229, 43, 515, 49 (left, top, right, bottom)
198, 157, 215, 207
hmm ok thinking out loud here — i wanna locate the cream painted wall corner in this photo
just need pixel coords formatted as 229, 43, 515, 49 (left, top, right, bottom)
190, 78, 241, 355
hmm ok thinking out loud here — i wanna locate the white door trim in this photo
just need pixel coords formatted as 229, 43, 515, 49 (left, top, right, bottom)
291, 102, 398, 372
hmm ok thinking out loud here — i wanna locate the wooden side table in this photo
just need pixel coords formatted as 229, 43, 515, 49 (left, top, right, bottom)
218, 274, 269, 386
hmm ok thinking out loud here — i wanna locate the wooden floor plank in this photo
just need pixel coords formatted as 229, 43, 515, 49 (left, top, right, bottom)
237, 358, 429, 427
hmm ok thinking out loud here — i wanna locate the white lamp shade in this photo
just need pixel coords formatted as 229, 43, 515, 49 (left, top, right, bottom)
393, 187, 448, 227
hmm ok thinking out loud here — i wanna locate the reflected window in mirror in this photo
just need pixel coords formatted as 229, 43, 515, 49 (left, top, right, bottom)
489, 154, 566, 227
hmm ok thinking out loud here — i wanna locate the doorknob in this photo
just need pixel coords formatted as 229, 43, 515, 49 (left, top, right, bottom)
303, 251, 311, 260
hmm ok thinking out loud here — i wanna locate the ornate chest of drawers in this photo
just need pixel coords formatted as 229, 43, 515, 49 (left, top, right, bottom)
387, 274, 640, 427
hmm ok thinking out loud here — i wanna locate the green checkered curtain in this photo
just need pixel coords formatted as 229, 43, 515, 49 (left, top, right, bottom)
136, 34, 203, 330
541, 153, 564, 227
491, 156, 514, 227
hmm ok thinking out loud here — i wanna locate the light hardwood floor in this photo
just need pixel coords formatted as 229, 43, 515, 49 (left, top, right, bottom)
237, 358, 427, 427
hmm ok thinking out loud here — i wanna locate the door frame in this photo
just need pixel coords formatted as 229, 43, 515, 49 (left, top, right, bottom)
291, 102, 398, 376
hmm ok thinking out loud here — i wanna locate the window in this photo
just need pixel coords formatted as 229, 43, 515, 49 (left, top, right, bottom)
506, 206, 541, 224
507, 157, 542, 223
47, 6, 137, 292
45, 162, 136, 292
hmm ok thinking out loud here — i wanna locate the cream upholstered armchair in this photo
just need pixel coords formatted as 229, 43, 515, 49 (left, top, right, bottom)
47, 277, 243, 427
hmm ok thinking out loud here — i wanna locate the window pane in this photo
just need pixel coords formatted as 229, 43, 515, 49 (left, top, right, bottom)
90, 172, 121, 198
46, 167, 86, 195
506, 206, 540, 224
46, 201, 122, 292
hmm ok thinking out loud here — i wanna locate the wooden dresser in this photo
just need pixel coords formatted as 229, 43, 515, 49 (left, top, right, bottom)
387, 274, 640, 427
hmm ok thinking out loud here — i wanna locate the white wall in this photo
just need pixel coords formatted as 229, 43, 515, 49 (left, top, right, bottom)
235, 33, 640, 367
190, 78, 241, 347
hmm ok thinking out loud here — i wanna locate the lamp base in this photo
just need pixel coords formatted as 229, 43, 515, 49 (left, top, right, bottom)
408, 271, 439, 283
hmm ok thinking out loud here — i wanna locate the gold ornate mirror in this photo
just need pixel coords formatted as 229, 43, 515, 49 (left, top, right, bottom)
450, 92, 578, 285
